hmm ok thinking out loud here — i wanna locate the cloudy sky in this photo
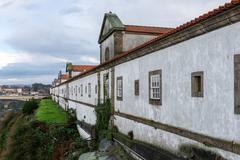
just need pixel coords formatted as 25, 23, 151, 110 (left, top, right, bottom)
0, 0, 230, 85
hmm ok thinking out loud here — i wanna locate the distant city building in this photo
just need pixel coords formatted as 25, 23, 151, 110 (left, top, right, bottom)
0, 84, 50, 96
30, 91, 39, 96
17, 88, 22, 94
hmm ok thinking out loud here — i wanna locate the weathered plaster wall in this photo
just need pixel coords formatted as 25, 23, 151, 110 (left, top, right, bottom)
58, 97, 66, 109
114, 22, 240, 159
122, 33, 157, 52
114, 116, 240, 159
59, 84, 67, 98
101, 34, 115, 63
72, 72, 80, 77
67, 74, 98, 137
68, 73, 98, 106
74, 101, 96, 125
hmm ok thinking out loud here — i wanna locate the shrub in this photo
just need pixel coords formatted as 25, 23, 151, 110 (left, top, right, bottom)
2, 102, 89, 160
95, 99, 112, 141
42, 96, 52, 100
0, 112, 17, 149
22, 98, 39, 114
7, 121, 53, 160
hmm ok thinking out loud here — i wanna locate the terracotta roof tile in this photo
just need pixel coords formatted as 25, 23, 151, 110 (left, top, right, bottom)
110, 0, 240, 61
61, 74, 69, 80
124, 25, 173, 34
71, 65, 97, 72
92, 0, 240, 70
58, 0, 240, 85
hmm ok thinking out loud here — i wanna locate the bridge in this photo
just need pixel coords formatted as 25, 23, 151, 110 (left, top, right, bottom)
0, 95, 46, 101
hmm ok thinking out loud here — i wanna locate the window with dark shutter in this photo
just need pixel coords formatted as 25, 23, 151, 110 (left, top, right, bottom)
88, 83, 91, 98
234, 54, 240, 114
95, 85, 98, 94
81, 84, 83, 97
105, 47, 110, 62
135, 80, 139, 96
75, 86, 77, 96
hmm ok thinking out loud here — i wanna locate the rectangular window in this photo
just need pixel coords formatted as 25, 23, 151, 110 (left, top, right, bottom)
95, 85, 98, 94
117, 76, 123, 101
75, 86, 77, 96
134, 80, 139, 96
191, 71, 204, 97
103, 73, 109, 99
85, 86, 87, 94
88, 83, 91, 98
149, 70, 162, 105
81, 84, 83, 97
234, 54, 240, 114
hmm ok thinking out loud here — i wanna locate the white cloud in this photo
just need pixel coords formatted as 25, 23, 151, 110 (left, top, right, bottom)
0, 51, 69, 69
80, 55, 100, 64
0, 74, 55, 85
0, 0, 232, 84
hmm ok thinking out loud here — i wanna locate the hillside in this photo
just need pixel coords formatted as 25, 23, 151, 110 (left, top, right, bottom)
0, 99, 133, 160
0, 99, 89, 160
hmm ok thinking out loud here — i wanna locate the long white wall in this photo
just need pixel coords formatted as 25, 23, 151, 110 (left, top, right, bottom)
51, 73, 99, 138
50, 17, 240, 160
69, 73, 98, 106
114, 22, 240, 159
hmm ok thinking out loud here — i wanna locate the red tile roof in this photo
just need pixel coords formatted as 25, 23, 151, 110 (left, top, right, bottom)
61, 74, 69, 80
56, 0, 240, 86
71, 65, 97, 72
103, 0, 240, 65
124, 25, 173, 35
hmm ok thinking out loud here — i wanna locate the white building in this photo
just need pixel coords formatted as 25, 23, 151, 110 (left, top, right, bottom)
51, 1, 240, 159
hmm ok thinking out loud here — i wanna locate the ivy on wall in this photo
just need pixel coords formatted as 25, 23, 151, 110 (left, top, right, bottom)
95, 99, 112, 142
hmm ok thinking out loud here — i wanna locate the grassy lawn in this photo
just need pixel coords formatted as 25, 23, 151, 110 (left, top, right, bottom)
36, 99, 68, 124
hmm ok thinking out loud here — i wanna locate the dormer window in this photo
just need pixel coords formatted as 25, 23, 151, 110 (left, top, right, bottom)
105, 47, 110, 62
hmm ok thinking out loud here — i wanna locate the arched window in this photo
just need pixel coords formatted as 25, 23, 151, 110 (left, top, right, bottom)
105, 47, 110, 61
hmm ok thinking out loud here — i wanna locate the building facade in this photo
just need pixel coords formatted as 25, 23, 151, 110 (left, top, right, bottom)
50, 1, 240, 159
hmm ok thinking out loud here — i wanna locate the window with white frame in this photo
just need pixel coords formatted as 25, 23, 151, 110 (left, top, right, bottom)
117, 76, 123, 101
149, 70, 162, 105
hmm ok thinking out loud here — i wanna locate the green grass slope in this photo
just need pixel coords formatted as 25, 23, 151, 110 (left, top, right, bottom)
36, 99, 68, 124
